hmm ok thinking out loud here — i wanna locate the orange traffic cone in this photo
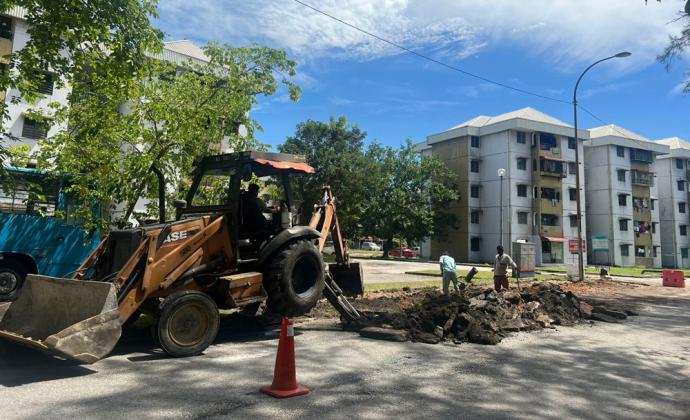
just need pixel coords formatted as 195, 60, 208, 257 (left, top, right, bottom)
260, 317, 310, 398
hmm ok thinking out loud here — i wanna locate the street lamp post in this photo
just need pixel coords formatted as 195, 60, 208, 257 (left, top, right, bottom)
498, 168, 506, 247
573, 51, 631, 282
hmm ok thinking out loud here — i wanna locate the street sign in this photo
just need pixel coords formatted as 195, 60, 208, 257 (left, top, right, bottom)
590, 235, 609, 252
569, 239, 587, 254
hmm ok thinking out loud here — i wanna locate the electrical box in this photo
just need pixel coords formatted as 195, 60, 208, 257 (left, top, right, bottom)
512, 241, 536, 279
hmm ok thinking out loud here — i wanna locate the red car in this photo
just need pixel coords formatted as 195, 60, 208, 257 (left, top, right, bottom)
388, 248, 420, 258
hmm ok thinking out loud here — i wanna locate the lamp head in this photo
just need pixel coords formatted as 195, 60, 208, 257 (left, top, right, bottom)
615, 51, 632, 58
497, 168, 506, 177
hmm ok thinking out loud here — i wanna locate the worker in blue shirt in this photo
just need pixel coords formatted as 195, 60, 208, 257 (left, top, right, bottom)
439, 251, 460, 295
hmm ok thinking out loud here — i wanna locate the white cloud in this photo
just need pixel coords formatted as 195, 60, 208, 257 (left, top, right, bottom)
330, 96, 353, 106
158, 0, 687, 71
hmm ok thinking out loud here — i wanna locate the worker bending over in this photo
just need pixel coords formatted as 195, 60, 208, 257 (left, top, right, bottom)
439, 251, 460, 295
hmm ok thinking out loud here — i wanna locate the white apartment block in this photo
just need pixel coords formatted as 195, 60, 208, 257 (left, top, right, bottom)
421, 107, 588, 265
654, 137, 690, 268
1, 8, 70, 152
584, 125, 668, 268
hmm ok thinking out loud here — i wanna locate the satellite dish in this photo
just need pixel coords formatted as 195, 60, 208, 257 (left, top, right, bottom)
237, 124, 248, 138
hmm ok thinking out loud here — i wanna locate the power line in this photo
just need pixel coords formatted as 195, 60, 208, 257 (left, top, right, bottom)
291, 0, 571, 105
292, 0, 666, 151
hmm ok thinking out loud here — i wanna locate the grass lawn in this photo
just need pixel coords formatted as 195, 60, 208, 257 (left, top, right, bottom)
397, 269, 562, 291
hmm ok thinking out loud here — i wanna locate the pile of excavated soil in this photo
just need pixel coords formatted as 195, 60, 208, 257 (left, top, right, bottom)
347, 282, 633, 345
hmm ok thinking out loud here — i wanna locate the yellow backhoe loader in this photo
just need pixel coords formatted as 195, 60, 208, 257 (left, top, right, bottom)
0, 151, 362, 363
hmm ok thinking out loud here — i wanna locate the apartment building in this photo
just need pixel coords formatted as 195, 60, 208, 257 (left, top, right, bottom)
654, 137, 690, 268
420, 107, 588, 265
1, 7, 70, 151
584, 125, 668, 268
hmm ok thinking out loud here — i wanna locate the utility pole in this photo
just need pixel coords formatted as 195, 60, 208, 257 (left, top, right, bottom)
573, 51, 631, 281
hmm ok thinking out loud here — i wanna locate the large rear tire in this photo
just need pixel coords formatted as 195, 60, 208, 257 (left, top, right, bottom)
152, 290, 219, 357
264, 239, 325, 317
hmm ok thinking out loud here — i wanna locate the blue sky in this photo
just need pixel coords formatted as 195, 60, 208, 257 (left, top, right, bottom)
155, 0, 690, 149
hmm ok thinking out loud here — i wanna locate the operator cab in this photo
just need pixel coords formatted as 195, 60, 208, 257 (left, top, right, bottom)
178, 151, 315, 260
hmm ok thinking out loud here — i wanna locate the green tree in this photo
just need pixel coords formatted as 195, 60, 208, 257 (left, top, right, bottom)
0, 1, 163, 157
279, 116, 375, 238
649, 1, 690, 91
37, 43, 300, 231
362, 140, 458, 256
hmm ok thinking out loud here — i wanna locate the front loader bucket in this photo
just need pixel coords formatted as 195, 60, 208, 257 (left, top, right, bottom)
0, 275, 121, 364
329, 263, 364, 297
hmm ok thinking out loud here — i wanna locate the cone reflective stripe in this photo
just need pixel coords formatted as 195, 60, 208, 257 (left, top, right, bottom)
260, 317, 310, 398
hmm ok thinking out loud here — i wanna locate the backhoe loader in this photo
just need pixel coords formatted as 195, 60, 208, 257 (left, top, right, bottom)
0, 151, 362, 363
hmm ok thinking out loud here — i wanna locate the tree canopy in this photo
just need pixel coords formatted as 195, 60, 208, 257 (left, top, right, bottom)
37, 43, 300, 230
362, 140, 458, 253
279, 116, 374, 238
279, 117, 458, 250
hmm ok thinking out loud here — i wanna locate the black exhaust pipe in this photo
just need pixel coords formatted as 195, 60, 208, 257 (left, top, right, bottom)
151, 165, 165, 223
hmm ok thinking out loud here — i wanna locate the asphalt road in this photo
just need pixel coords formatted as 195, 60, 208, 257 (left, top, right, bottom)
356, 258, 491, 284
1, 282, 688, 419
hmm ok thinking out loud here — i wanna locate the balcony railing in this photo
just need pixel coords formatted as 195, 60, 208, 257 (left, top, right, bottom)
631, 170, 654, 186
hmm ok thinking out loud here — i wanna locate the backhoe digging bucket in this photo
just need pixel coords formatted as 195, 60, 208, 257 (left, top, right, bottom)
329, 263, 364, 297
0, 275, 121, 364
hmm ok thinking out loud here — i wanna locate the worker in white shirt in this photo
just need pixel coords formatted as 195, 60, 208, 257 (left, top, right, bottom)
493, 245, 517, 292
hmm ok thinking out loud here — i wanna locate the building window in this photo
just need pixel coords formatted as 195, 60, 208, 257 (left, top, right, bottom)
517, 212, 528, 225
618, 194, 627, 206
541, 214, 559, 226
617, 169, 626, 183
470, 136, 480, 148
36, 72, 54, 95
651, 199, 655, 210
680, 202, 686, 214
470, 185, 480, 198
517, 131, 527, 144
616, 146, 625, 158
620, 245, 630, 257
630, 149, 653, 163
568, 162, 577, 174
517, 184, 528, 197
682, 248, 689, 259
0, 16, 11, 40
677, 158, 685, 170
619, 219, 629, 231
681, 225, 687, 236
470, 160, 479, 173
517, 158, 527, 170
22, 118, 48, 139
470, 237, 480, 252
568, 137, 576, 150
471, 211, 480, 224
678, 180, 685, 192
569, 188, 577, 201
652, 222, 657, 234
569, 215, 577, 228
653, 246, 658, 258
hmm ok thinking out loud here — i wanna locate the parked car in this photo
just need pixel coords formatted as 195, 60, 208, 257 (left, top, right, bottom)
361, 241, 381, 251
388, 247, 420, 258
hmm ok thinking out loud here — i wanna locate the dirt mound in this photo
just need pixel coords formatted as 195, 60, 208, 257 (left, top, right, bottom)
353, 282, 622, 345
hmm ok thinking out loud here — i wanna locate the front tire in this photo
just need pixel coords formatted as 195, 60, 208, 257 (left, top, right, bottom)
264, 239, 325, 317
0, 262, 26, 301
152, 291, 219, 357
